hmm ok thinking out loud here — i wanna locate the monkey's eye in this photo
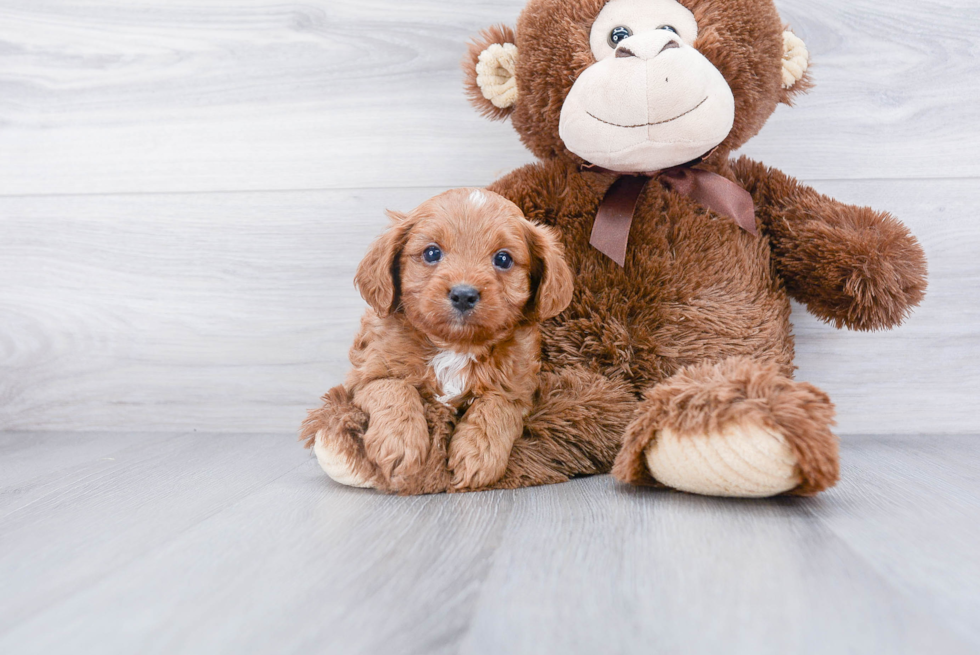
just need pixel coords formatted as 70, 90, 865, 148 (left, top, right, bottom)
422, 245, 442, 264
658, 25, 678, 34
608, 26, 632, 48
493, 250, 514, 270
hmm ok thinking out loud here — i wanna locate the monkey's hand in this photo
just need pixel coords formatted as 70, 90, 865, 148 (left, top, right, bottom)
733, 156, 927, 331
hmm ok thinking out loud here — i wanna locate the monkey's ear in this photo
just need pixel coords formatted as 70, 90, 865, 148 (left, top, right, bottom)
780, 29, 812, 105
463, 25, 519, 120
524, 222, 574, 321
354, 210, 414, 317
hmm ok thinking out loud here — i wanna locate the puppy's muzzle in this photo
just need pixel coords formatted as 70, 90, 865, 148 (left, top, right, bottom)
449, 284, 480, 314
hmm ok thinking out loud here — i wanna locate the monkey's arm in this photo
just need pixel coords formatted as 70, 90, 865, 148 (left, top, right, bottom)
732, 156, 927, 331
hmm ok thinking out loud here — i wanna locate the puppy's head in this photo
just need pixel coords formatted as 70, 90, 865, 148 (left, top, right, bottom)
355, 188, 574, 346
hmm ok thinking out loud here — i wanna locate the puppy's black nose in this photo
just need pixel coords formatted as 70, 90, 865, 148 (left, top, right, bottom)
449, 285, 480, 313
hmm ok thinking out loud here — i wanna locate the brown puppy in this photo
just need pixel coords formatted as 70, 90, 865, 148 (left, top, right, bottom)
339, 188, 573, 492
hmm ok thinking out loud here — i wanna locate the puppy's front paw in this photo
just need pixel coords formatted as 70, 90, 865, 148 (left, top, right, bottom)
448, 422, 510, 491
362, 412, 430, 487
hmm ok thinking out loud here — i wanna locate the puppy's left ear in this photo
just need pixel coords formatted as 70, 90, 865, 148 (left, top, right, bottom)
354, 210, 414, 317
524, 222, 574, 321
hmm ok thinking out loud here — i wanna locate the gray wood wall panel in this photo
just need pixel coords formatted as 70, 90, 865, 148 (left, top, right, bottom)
0, 0, 977, 434
1, 179, 978, 434
0, 0, 977, 196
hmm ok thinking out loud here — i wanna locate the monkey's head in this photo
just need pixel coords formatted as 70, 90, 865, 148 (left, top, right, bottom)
464, 0, 811, 172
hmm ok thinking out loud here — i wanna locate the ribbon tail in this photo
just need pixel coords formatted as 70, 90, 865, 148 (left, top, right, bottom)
590, 175, 650, 267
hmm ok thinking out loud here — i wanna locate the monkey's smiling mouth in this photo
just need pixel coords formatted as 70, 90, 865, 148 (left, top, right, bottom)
587, 97, 708, 128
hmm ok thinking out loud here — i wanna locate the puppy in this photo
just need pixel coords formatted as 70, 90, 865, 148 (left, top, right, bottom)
346, 188, 574, 491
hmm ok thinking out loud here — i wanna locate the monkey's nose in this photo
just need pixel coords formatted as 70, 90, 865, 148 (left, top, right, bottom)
616, 35, 681, 60
449, 285, 480, 313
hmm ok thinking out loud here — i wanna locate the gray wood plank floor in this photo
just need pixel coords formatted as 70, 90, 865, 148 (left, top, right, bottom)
1, 431, 978, 654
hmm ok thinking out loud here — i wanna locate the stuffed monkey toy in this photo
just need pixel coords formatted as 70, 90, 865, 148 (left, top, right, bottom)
303, 0, 927, 498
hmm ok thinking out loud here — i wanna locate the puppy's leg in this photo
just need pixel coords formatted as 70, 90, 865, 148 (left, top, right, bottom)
353, 379, 430, 488
449, 394, 524, 491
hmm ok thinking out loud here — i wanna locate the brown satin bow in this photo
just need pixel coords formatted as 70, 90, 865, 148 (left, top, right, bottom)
583, 163, 758, 267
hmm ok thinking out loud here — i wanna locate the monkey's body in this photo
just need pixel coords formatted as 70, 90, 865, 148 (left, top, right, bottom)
493, 158, 796, 385
304, 0, 926, 497
482, 152, 923, 495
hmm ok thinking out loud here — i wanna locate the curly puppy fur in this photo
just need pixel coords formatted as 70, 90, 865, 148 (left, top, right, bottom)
307, 188, 575, 493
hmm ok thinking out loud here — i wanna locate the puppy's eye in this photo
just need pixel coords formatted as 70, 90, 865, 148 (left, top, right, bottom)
658, 25, 678, 34
608, 26, 632, 48
493, 250, 514, 270
422, 245, 442, 264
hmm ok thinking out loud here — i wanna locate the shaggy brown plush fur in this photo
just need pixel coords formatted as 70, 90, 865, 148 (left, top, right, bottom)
304, 0, 927, 496
732, 157, 927, 330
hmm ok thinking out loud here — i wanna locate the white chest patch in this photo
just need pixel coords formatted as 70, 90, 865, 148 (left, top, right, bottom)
430, 349, 476, 404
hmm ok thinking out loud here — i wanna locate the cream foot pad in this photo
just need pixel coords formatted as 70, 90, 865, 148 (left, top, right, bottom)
314, 430, 374, 489
645, 424, 801, 497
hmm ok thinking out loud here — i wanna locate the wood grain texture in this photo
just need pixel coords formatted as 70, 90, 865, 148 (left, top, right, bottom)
1, 179, 976, 434
459, 465, 976, 655
807, 434, 980, 646
0, 432, 514, 655
0, 431, 978, 653
0, 430, 188, 513
0, 431, 308, 636
0, 0, 977, 196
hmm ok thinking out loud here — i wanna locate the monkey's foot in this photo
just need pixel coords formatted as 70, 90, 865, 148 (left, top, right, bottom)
613, 357, 839, 497
302, 386, 377, 489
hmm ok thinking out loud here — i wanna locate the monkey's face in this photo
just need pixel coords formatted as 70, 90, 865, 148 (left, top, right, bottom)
465, 0, 806, 168
558, 0, 735, 172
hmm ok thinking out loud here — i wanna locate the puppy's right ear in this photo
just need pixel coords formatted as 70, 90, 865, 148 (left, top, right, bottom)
524, 222, 574, 321
354, 210, 414, 317
463, 25, 519, 121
